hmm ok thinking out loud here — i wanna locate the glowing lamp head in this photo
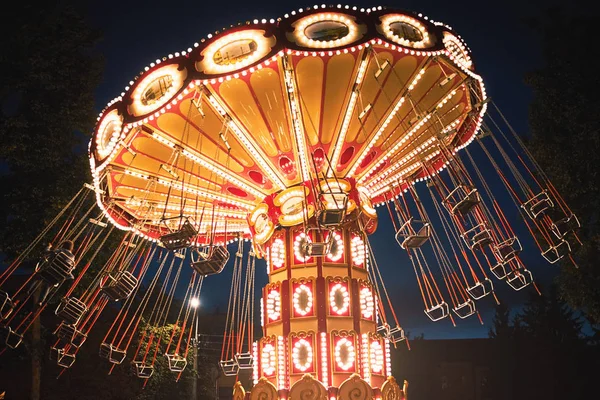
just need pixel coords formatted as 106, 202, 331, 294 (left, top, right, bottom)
190, 297, 200, 309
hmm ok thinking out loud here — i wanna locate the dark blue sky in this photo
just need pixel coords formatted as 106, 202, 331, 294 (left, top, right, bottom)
84, 0, 564, 339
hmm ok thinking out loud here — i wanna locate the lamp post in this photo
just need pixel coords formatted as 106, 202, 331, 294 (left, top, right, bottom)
189, 297, 200, 400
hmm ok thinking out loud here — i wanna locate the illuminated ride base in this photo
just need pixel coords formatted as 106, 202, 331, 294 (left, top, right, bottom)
87, 5, 486, 400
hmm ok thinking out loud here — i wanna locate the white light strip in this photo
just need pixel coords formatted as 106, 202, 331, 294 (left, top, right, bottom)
283, 61, 310, 182
122, 168, 254, 209
360, 84, 464, 185
384, 339, 392, 377
149, 131, 266, 198
329, 53, 370, 176
253, 342, 259, 384
359, 113, 432, 183
206, 93, 287, 190
348, 62, 431, 179
361, 333, 371, 384
320, 332, 328, 387
277, 336, 286, 390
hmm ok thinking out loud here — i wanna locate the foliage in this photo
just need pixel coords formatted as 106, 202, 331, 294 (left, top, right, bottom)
0, 1, 103, 258
524, 8, 600, 323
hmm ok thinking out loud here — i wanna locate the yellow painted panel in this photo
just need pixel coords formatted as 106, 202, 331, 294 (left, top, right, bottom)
155, 113, 244, 173
346, 55, 418, 143
250, 68, 292, 152
296, 57, 324, 146
409, 66, 443, 109
218, 78, 278, 157
179, 98, 254, 168
321, 53, 356, 145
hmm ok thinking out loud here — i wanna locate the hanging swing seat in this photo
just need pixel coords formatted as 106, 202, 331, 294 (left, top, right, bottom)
506, 268, 533, 291
376, 323, 391, 338
541, 239, 571, 264
443, 185, 481, 216
490, 262, 509, 280
493, 237, 522, 264
388, 325, 406, 343
56, 322, 87, 348
424, 302, 450, 322
235, 352, 254, 369
99, 342, 127, 364
132, 361, 154, 379
165, 353, 187, 372
36, 249, 76, 286
301, 229, 333, 257
551, 213, 580, 239
50, 346, 76, 369
453, 299, 476, 319
317, 192, 349, 227
395, 218, 431, 249
0, 291, 14, 321
1, 325, 23, 349
466, 278, 494, 300
101, 270, 138, 301
461, 223, 493, 250
521, 191, 554, 220
191, 246, 230, 276
219, 359, 240, 376
55, 297, 87, 325
159, 218, 198, 251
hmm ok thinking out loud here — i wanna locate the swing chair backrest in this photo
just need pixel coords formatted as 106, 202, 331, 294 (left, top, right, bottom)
165, 354, 187, 372
302, 228, 334, 257
493, 237, 521, 264
101, 270, 138, 301
159, 217, 198, 250
395, 218, 431, 249
541, 239, 571, 264
461, 223, 493, 250
56, 348, 76, 369
388, 326, 406, 343
99, 342, 127, 364
56, 322, 76, 342
425, 302, 450, 322
453, 299, 476, 319
521, 191, 554, 220
0, 290, 14, 321
55, 296, 87, 325
235, 352, 254, 369
317, 190, 349, 227
444, 185, 481, 217
37, 249, 76, 286
2, 326, 23, 349
219, 359, 240, 376
551, 213, 580, 239
377, 323, 391, 338
132, 361, 154, 379
191, 245, 230, 276
490, 262, 509, 280
466, 278, 494, 300
506, 268, 533, 291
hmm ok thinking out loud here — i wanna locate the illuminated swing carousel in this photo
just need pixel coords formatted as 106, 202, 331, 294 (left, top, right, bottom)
0, 4, 582, 400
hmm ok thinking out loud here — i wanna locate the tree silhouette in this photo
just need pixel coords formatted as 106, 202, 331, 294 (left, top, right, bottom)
525, 7, 600, 324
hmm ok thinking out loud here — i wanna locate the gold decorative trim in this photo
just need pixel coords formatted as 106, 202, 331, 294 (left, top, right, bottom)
233, 381, 246, 400
250, 377, 278, 400
338, 373, 373, 400
289, 373, 327, 400
381, 376, 407, 400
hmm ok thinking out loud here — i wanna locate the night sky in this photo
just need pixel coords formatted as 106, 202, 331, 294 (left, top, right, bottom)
84, 0, 565, 339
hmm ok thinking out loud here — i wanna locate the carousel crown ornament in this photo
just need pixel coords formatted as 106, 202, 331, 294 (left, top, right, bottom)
0, 4, 581, 400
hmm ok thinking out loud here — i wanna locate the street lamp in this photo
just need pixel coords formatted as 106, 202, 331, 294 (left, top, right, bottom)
189, 297, 200, 400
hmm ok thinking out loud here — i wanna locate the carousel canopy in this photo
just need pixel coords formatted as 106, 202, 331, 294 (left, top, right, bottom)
89, 5, 486, 243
